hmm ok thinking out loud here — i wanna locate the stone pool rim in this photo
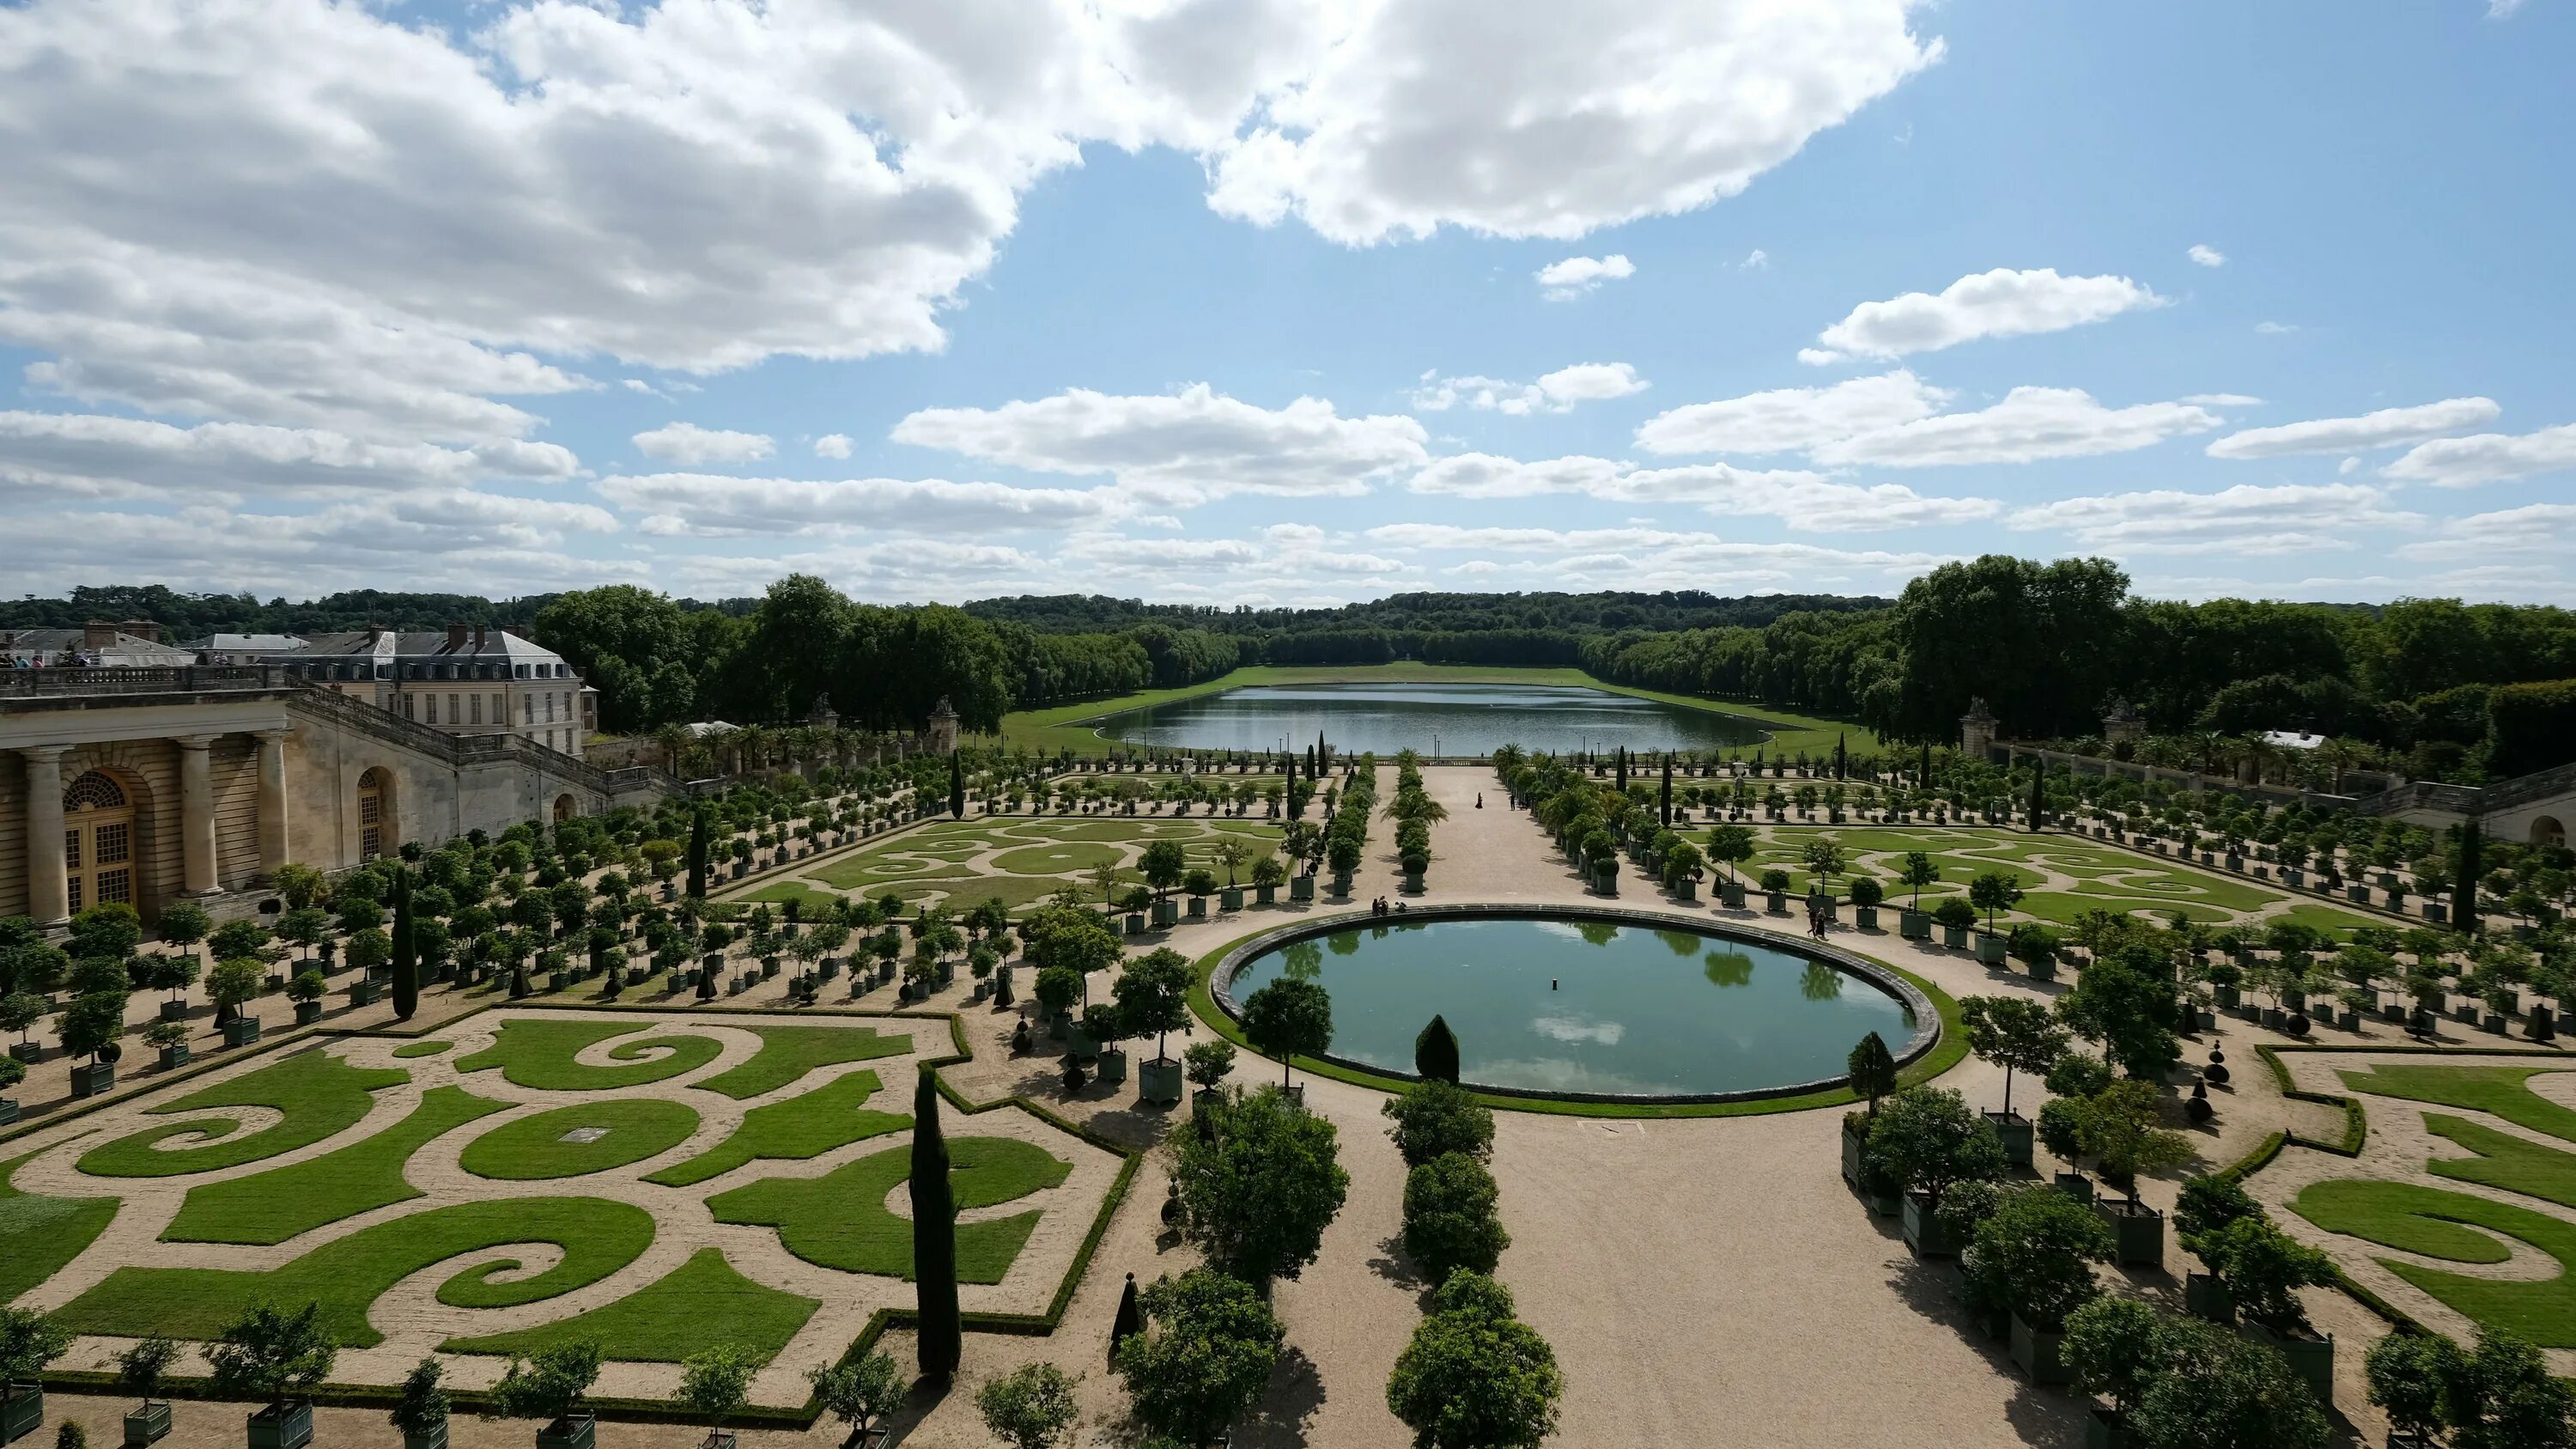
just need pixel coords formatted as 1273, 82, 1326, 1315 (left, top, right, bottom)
1209, 904, 1941, 1106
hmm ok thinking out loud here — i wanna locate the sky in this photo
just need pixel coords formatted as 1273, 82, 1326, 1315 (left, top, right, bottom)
2, 0, 2572, 609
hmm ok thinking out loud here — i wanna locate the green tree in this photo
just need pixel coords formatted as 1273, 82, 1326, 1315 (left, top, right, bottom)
1415, 1014, 1461, 1083
485, 1341, 601, 1427
2128, 1318, 2329, 1449
0, 1308, 73, 1391
389, 867, 418, 1021
2062, 1296, 2171, 1422
1899, 851, 1941, 909
2363, 1330, 2457, 1447
1112, 948, 1193, 1062
1383, 1078, 1494, 1168
1958, 995, 2068, 1117
677, 1345, 765, 1440
155, 900, 210, 956
1967, 871, 2024, 934
1139, 840, 1188, 901
1112, 1269, 1284, 1446
1385, 1271, 1564, 1449
1865, 1086, 2004, 1211
2054, 947, 2184, 1081
912, 1065, 962, 1382
1847, 1032, 1899, 1115
205, 1302, 336, 1417
806, 1352, 906, 1446
2445, 1324, 2576, 1449
1401, 1152, 1510, 1284
1240, 977, 1333, 1089
975, 1362, 1079, 1449
1173, 1085, 1350, 1283
1706, 825, 1755, 883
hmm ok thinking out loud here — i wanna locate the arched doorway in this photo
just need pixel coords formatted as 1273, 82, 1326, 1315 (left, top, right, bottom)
2535, 815, 2567, 849
553, 794, 577, 824
357, 767, 397, 861
64, 770, 136, 914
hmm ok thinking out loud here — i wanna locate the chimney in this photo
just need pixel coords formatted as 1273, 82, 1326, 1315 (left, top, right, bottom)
474, 626, 487, 653
82, 621, 118, 650
122, 618, 162, 642
365, 624, 384, 647
447, 623, 470, 650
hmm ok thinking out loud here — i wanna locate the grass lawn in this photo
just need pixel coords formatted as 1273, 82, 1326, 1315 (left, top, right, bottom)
459, 1099, 702, 1180
992, 842, 1125, 875
80, 1048, 410, 1178
2424, 1114, 2576, 1209
393, 1040, 453, 1059
2275, 903, 2387, 940
812, 858, 977, 889
2017, 892, 2234, 926
2336, 1064, 2576, 1143
647, 1070, 910, 1188
696, 1024, 913, 1100
443, 1247, 820, 1362
2292, 1177, 2576, 1347
998, 664, 1876, 757
0, 1150, 118, 1304
165, 1085, 510, 1245
56, 1196, 655, 1347
454, 1019, 726, 1091
708, 1135, 1068, 1283
739, 881, 845, 916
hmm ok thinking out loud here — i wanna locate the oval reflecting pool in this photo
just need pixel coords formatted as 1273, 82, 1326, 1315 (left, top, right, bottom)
1091, 682, 1768, 756
1224, 916, 1917, 1099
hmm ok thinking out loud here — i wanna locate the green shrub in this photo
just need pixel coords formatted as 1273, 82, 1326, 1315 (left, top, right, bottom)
1401, 1153, 1510, 1285
1963, 1187, 2113, 1331
1382, 1079, 1493, 1167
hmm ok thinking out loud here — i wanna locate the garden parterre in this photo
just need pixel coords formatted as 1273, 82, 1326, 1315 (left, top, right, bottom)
734, 815, 1283, 920
0, 1009, 1125, 1409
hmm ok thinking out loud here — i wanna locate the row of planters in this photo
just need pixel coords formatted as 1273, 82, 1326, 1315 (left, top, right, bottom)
1386, 752, 1443, 893
1500, 752, 1643, 896
1324, 761, 1378, 898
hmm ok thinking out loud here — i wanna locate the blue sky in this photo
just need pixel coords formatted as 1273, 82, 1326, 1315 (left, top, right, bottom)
2, 0, 2570, 606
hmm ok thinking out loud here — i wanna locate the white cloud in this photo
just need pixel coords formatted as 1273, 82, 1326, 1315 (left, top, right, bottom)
2008, 482, 2420, 556
2255, 321, 2299, 335
2397, 502, 2576, 562
1801, 268, 2162, 363
890, 384, 1429, 504
813, 434, 854, 460
632, 422, 776, 466
2382, 422, 2576, 488
2339, 456, 2360, 475
1206, 2, 1941, 243
1741, 249, 1770, 271
1413, 362, 1648, 415
2206, 398, 2500, 460
2188, 244, 2226, 268
1635, 370, 1948, 455
1813, 387, 2225, 467
1534, 254, 1635, 299
2489, 0, 2529, 17
1364, 523, 1952, 588
2181, 393, 2264, 407
596, 472, 1120, 538
0, 410, 577, 502
1405, 450, 1995, 530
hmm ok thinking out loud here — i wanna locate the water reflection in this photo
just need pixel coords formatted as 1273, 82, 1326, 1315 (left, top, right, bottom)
1094, 681, 1771, 755
1704, 950, 1755, 988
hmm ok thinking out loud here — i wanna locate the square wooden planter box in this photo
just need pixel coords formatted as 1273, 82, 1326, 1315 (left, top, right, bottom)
1139, 1056, 1184, 1105
1975, 935, 2008, 966
1290, 876, 1315, 902
2, 1385, 42, 1444
402, 1424, 450, 1449
2184, 1271, 2233, 1323
1901, 1190, 1954, 1257
124, 1399, 172, 1445
1984, 1110, 2034, 1170
224, 1016, 263, 1048
1941, 925, 1970, 948
246, 1400, 314, 1449
2009, 1315, 2070, 1384
1765, 891, 1789, 915
295, 1001, 324, 1025
2242, 1321, 2333, 1403
536, 1414, 598, 1449
2095, 1195, 2164, 1267
71, 1062, 115, 1099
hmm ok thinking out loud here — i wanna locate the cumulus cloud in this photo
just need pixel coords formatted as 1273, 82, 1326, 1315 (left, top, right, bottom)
2397, 502, 2576, 562
2008, 482, 2420, 556
1413, 362, 1648, 415
813, 434, 854, 460
1801, 268, 2163, 364
2381, 422, 2576, 488
0, 410, 578, 502
2205, 398, 2500, 460
596, 472, 1121, 538
2188, 244, 2226, 268
2255, 321, 2299, 335
890, 383, 1429, 504
1534, 254, 1636, 299
1206, 2, 1941, 244
1741, 249, 1770, 270
630, 423, 775, 466
1363, 523, 1951, 589
1636, 371, 2226, 467
1405, 450, 1993, 530
1634, 370, 1947, 455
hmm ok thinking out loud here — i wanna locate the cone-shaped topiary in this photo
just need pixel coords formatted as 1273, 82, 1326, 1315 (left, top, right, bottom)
1415, 1015, 1461, 1084
913, 1064, 962, 1381
389, 867, 418, 1021
1109, 1272, 1142, 1364
686, 807, 709, 899
1848, 1032, 1898, 1114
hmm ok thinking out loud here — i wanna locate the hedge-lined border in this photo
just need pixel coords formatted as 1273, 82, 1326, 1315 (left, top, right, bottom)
2220, 1040, 2576, 1340
1184, 908, 1967, 1118
24, 994, 1142, 1430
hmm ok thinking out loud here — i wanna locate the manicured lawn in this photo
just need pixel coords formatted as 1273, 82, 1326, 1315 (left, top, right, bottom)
2424, 1114, 2576, 1209
80, 1048, 410, 1178
2337, 1064, 2576, 1143
443, 1247, 820, 1361
2016, 892, 2233, 926
393, 1040, 453, 1058
165, 1085, 510, 1245
2293, 1177, 2576, 1346
812, 857, 977, 889
454, 1019, 726, 1091
56, 1196, 656, 1347
459, 1099, 702, 1180
647, 1070, 910, 1188
992, 842, 1125, 875
0, 1149, 118, 1304
739, 880, 845, 915
2275, 903, 2386, 940
708, 1135, 1069, 1283
696, 1024, 913, 1100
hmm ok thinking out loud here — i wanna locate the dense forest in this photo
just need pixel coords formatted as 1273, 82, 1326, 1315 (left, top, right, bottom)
15, 561, 2576, 782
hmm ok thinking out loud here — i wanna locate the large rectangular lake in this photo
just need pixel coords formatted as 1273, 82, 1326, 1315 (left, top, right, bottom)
1088, 682, 1769, 756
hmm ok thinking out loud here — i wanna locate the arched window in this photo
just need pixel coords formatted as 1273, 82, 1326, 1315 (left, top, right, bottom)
62, 770, 134, 913
358, 767, 396, 860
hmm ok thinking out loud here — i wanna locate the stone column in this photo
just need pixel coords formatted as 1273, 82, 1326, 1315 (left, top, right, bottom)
21, 746, 70, 925
254, 728, 292, 877
176, 734, 220, 895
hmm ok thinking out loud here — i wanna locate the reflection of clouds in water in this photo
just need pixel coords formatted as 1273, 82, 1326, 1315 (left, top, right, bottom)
1468, 1056, 1667, 1096
1532, 1015, 1625, 1046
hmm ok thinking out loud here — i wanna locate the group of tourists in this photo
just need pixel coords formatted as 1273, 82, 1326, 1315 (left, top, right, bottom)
1370, 896, 1408, 917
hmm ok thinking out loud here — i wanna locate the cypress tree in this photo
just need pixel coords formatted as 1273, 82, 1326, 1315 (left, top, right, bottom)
1614, 746, 1628, 792
1285, 753, 1301, 820
948, 752, 965, 817
1658, 755, 1672, 828
2027, 760, 2046, 834
1109, 1272, 1142, 1364
1834, 734, 1847, 781
1415, 1015, 1461, 1084
2454, 818, 2483, 936
686, 806, 709, 899
912, 1065, 963, 1381
389, 866, 418, 1021
1918, 741, 1931, 785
